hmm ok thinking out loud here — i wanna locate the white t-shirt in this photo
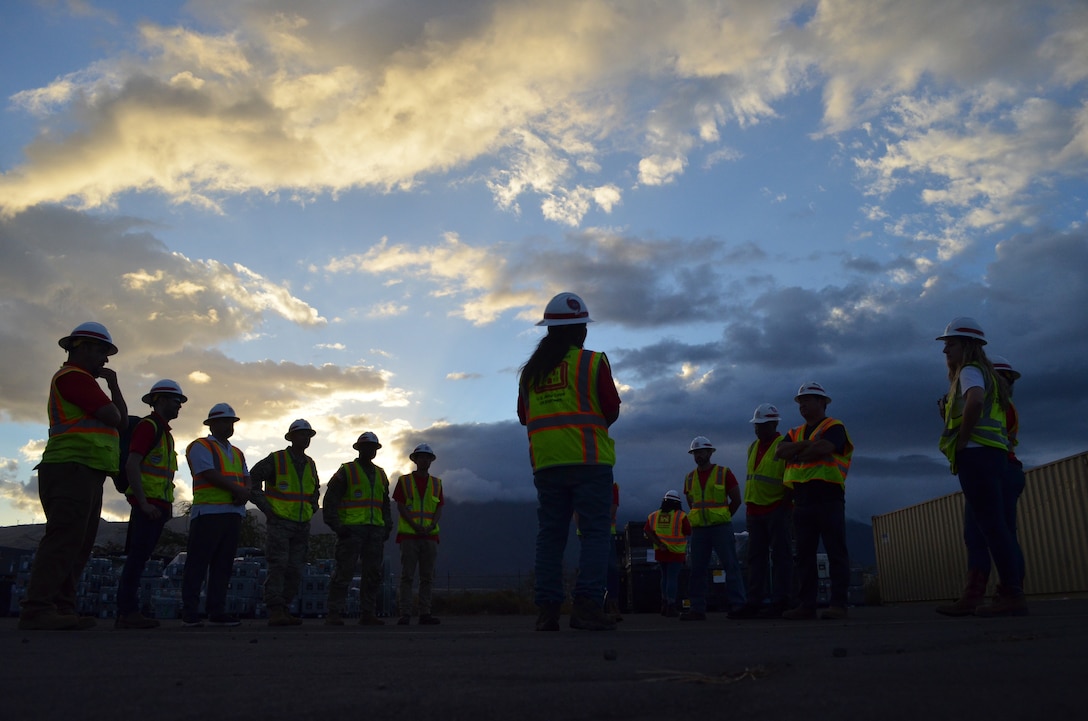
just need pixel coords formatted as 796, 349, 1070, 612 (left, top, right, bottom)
958, 366, 985, 448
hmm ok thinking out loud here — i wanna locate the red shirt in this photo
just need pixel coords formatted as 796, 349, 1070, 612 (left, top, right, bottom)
55, 362, 112, 415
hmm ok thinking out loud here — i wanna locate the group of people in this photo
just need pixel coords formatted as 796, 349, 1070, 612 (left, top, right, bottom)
517, 292, 855, 630
18, 321, 444, 630
641, 383, 853, 623
17, 301, 1029, 632
517, 294, 1029, 631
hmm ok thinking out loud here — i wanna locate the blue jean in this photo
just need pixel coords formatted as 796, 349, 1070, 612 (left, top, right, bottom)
659, 561, 682, 604
118, 504, 170, 615
963, 457, 1026, 583
745, 504, 793, 605
534, 464, 613, 606
688, 522, 746, 612
606, 534, 620, 604
958, 447, 1023, 592
793, 499, 849, 608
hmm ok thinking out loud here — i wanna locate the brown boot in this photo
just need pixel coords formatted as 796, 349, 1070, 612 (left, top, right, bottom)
936, 570, 988, 617
268, 606, 301, 627
974, 586, 1029, 617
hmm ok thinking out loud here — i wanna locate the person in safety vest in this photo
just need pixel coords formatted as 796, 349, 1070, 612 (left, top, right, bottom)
20, 322, 128, 631
681, 435, 745, 620
323, 431, 393, 626
935, 318, 1025, 617
643, 490, 692, 617
182, 403, 251, 627
729, 403, 793, 620
393, 442, 444, 626
116, 379, 187, 629
250, 419, 320, 627
775, 382, 852, 620
518, 292, 621, 632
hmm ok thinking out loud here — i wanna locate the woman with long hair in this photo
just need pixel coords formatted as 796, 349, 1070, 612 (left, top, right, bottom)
518, 292, 621, 632
936, 316, 1025, 617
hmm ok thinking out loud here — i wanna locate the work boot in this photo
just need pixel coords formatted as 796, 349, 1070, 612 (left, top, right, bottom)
569, 597, 617, 631
324, 611, 344, 626
820, 606, 848, 620
974, 587, 1029, 618
782, 606, 817, 620
535, 603, 561, 632
18, 611, 84, 631
605, 598, 623, 623
115, 612, 160, 629
758, 601, 790, 619
396, 615, 411, 625
358, 612, 385, 626
418, 614, 441, 625
268, 606, 300, 627
936, 570, 988, 617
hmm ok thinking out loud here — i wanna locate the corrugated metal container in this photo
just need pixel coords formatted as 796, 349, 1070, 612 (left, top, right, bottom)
874, 450, 1088, 603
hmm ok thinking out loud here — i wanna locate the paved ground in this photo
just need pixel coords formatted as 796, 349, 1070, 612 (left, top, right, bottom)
2, 599, 1085, 721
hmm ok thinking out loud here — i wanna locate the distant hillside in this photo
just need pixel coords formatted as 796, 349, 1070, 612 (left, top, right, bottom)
0, 502, 877, 575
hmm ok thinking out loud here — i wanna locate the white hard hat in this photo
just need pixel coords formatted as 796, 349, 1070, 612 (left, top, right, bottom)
203, 402, 240, 425
688, 436, 715, 453
410, 442, 436, 459
936, 316, 987, 345
795, 382, 831, 403
58, 321, 118, 355
749, 403, 781, 424
663, 490, 682, 502
353, 431, 381, 449
536, 292, 594, 327
285, 419, 316, 440
990, 355, 1021, 381
141, 379, 187, 405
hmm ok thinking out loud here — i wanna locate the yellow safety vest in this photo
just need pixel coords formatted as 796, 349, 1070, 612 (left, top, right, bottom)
337, 462, 389, 527
126, 418, 176, 503
684, 465, 734, 527
396, 473, 442, 537
188, 438, 247, 505
783, 418, 853, 488
265, 449, 318, 523
939, 363, 1008, 472
744, 436, 787, 506
647, 509, 688, 554
525, 347, 616, 471
41, 365, 119, 473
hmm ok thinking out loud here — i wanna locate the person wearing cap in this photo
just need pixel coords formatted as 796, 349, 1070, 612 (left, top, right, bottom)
115, 379, 187, 629
681, 436, 746, 620
935, 318, 1025, 617
323, 431, 393, 625
518, 291, 621, 632
20, 322, 128, 631
393, 442, 444, 625
249, 419, 321, 627
776, 382, 853, 620
643, 490, 692, 617
182, 403, 252, 627
730, 403, 792, 620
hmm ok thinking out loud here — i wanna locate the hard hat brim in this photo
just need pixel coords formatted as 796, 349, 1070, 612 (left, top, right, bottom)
204, 416, 240, 425
353, 441, 382, 450
935, 333, 987, 346
58, 335, 119, 356
285, 430, 317, 440
794, 394, 831, 403
535, 317, 594, 327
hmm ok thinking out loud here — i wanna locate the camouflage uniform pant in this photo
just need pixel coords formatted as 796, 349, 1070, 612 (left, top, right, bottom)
398, 538, 438, 616
263, 515, 310, 609
327, 525, 385, 614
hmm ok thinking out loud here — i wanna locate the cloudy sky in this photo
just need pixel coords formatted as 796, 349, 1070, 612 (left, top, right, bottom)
1, 0, 1086, 528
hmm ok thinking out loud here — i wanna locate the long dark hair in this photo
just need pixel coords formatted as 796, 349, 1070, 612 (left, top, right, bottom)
946, 339, 1009, 409
519, 324, 587, 391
